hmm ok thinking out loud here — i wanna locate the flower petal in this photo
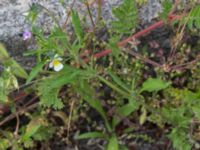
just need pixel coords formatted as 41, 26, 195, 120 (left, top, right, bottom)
49, 61, 54, 68
54, 63, 64, 72
57, 57, 63, 61
23, 31, 32, 40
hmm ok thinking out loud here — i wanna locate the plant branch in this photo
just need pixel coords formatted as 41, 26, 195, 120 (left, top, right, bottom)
83, 14, 182, 63
85, 0, 96, 29
0, 102, 38, 127
62, 0, 76, 31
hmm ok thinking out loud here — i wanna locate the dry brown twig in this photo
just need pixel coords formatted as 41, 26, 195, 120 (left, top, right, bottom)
0, 102, 39, 127
62, 0, 76, 30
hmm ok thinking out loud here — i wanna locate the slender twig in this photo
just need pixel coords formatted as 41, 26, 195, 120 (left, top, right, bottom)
13, 92, 27, 102
168, 12, 188, 61
0, 102, 38, 127
170, 55, 200, 71
24, 95, 39, 107
14, 112, 20, 136
67, 99, 75, 138
96, 0, 102, 26
62, 0, 76, 30
122, 48, 162, 68
85, 0, 95, 29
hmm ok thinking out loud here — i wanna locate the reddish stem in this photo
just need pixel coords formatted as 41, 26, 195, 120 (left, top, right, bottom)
118, 21, 164, 47
84, 49, 112, 63
83, 14, 182, 62
14, 92, 27, 102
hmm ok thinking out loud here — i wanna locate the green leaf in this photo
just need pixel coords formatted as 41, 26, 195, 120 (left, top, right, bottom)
0, 78, 7, 103
76, 80, 111, 132
161, 107, 190, 127
186, 5, 200, 29
120, 145, 129, 150
117, 103, 137, 117
71, 10, 84, 44
10, 59, 28, 79
0, 44, 28, 79
21, 117, 44, 142
27, 3, 42, 23
140, 78, 171, 92
76, 132, 105, 139
0, 44, 9, 59
32, 125, 55, 141
0, 139, 10, 150
107, 135, 119, 150
139, 106, 147, 125
22, 125, 40, 142
22, 117, 54, 143
108, 35, 121, 58
111, 0, 137, 34
26, 60, 46, 84
38, 66, 80, 109
108, 70, 130, 93
112, 100, 138, 127
168, 128, 192, 150
99, 76, 129, 98
160, 0, 172, 20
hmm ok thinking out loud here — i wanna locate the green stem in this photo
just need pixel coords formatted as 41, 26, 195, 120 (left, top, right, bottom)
98, 76, 129, 97
96, 0, 102, 26
36, 50, 41, 62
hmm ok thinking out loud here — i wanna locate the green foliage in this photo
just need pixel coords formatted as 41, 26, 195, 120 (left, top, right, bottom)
168, 128, 192, 150
26, 3, 41, 23
71, 10, 84, 45
76, 79, 111, 131
99, 76, 129, 98
107, 35, 121, 58
37, 66, 80, 109
112, 100, 139, 127
0, 115, 54, 150
107, 70, 130, 93
0, 44, 28, 79
0, 138, 9, 150
0, 44, 24, 103
187, 5, 200, 29
111, 0, 138, 34
160, 0, 172, 20
140, 78, 171, 92
1, 1, 200, 150
139, 106, 147, 125
20, 116, 53, 143
107, 135, 119, 150
76, 132, 106, 139
148, 88, 200, 150
26, 60, 46, 84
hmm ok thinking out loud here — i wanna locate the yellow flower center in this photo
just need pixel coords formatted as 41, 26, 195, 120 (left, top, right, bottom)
52, 59, 60, 66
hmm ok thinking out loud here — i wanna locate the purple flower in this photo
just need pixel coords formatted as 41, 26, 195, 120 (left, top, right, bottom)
23, 31, 32, 40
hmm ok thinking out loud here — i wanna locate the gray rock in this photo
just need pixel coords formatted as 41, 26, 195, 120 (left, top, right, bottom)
140, 0, 162, 23
0, 0, 122, 41
0, 0, 162, 68
0, 0, 163, 40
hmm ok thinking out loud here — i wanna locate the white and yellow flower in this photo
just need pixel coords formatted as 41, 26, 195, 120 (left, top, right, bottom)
49, 57, 64, 72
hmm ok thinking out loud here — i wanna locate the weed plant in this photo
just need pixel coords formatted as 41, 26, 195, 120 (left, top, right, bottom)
0, 0, 200, 150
